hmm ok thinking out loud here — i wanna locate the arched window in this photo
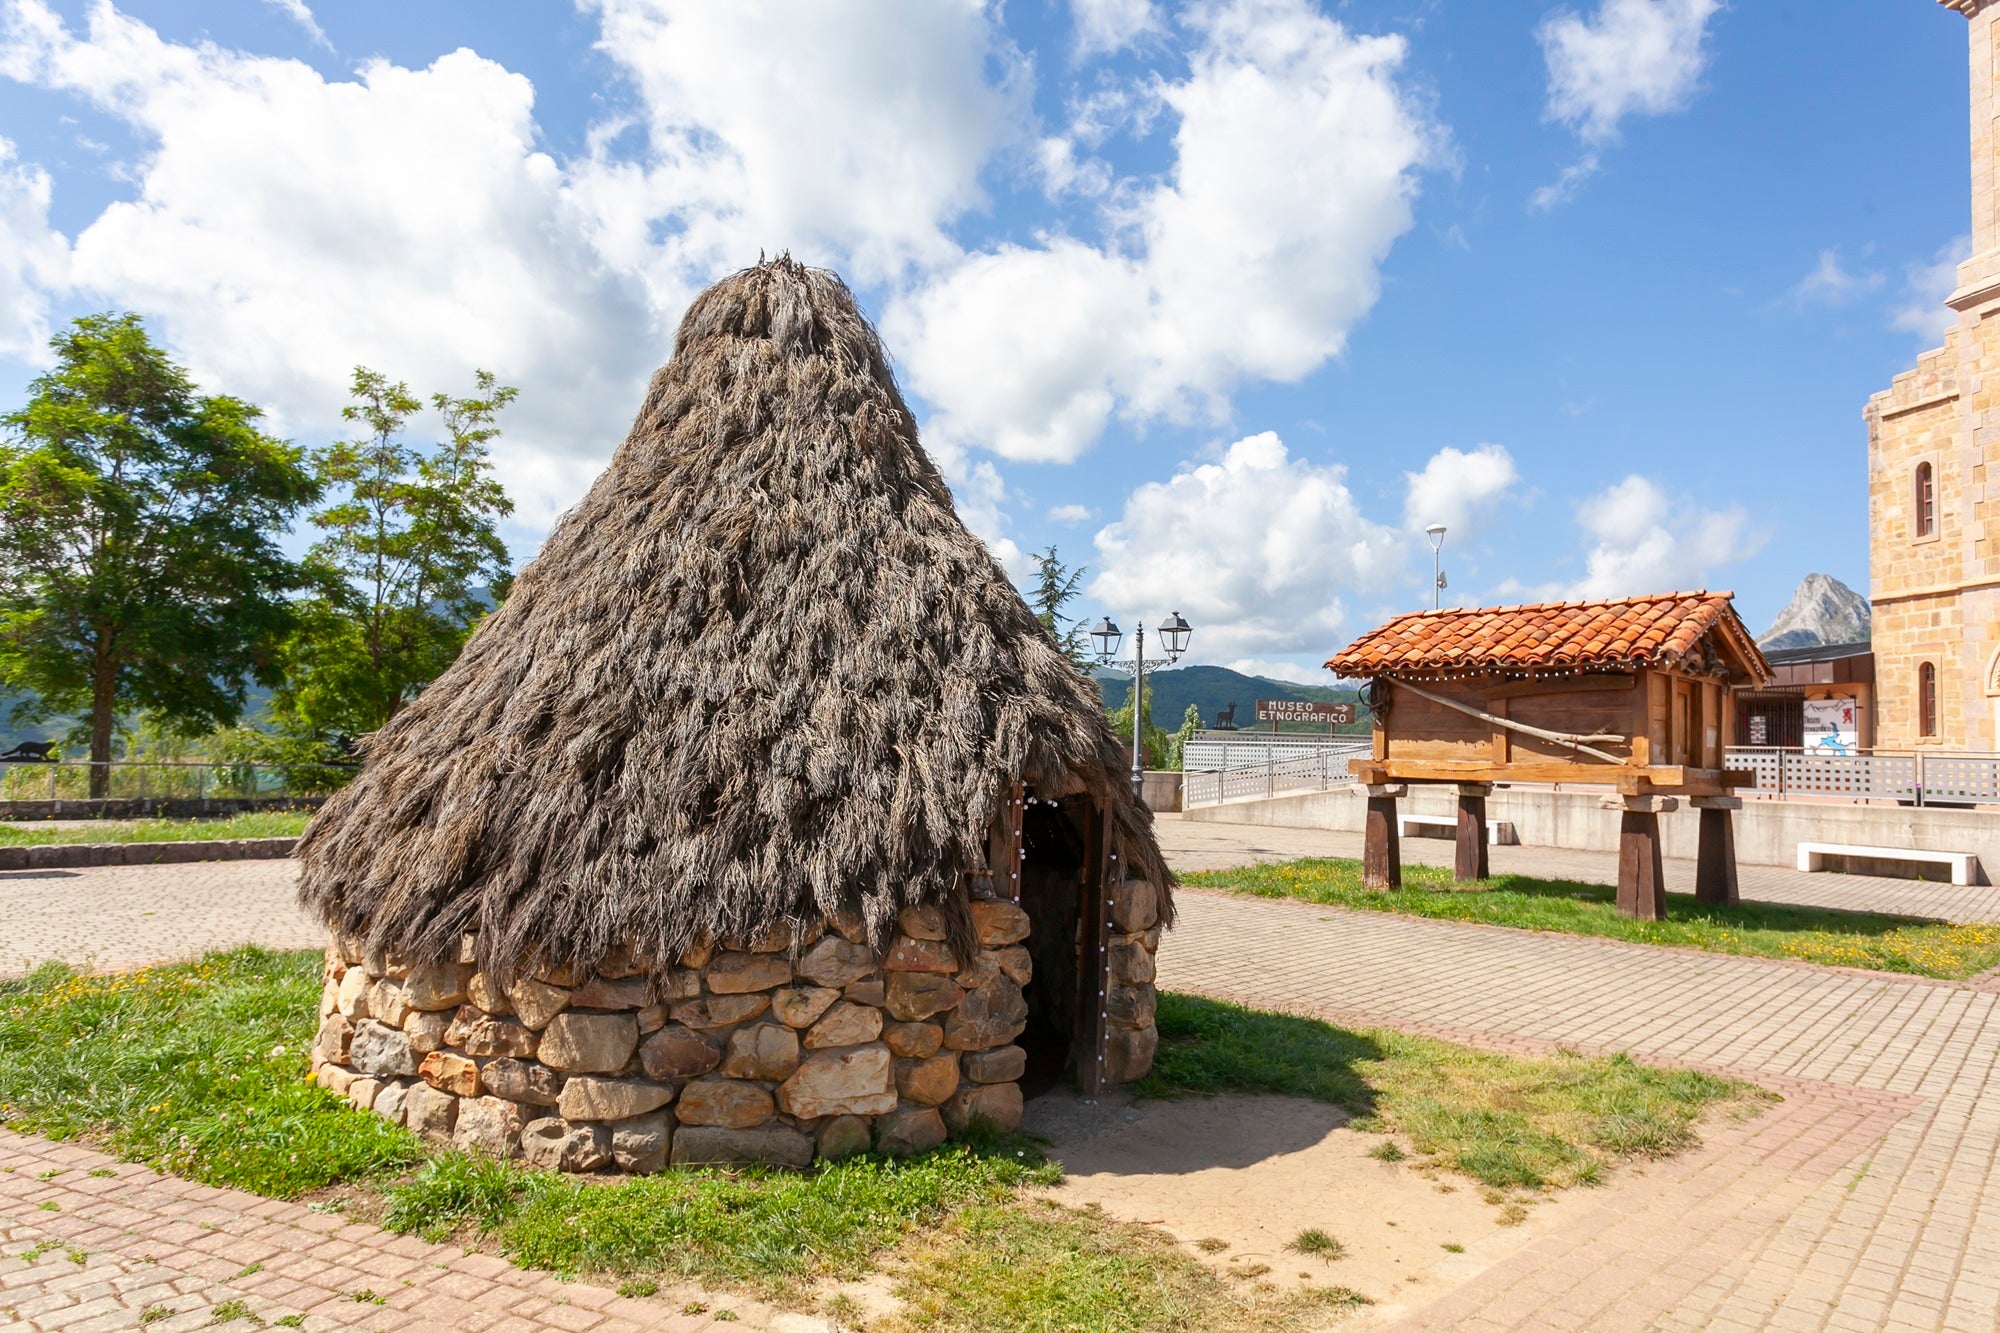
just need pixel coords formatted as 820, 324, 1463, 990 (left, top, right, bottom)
1915, 462, 1936, 537
1919, 661, 1938, 738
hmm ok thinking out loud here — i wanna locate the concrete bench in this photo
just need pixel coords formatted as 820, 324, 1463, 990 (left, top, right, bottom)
1401, 814, 1518, 846
1796, 841, 1978, 886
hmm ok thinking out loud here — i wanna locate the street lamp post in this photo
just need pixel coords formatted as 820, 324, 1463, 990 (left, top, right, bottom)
1425, 523, 1448, 610
1092, 611, 1193, 803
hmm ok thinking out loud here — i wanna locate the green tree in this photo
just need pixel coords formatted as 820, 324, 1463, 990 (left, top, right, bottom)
1028, 544, 1090, 670
1107, 680, 1173, 770
1164, 702, 1203, 770
276, 367, 516, 738
0, 313, 318, 795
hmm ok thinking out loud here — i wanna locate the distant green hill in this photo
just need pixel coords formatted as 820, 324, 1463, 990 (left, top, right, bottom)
1095, 664, 1364, 734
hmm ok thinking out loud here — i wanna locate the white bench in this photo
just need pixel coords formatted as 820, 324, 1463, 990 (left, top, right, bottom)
1401, 814, 1518, 846
1796, 841, 1978, 886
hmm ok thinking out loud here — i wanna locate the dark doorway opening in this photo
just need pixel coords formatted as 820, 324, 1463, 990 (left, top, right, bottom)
1015, 792, 1088, 1098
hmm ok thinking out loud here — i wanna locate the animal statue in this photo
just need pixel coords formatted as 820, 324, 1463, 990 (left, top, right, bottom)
1213, 702, 1238, 730
0, 740, 56, 762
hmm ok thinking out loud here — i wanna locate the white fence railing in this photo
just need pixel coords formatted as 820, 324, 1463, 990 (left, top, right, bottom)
1725, 747, 2000, 807
1181, 730, 1369, 774
1182, 736, 1372, 807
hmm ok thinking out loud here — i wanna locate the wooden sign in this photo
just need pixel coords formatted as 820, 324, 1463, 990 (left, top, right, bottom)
1255, 699, 1356, 725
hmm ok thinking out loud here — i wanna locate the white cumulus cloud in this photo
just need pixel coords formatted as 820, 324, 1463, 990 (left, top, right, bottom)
1534, 0, 1720, 207
1088, 431, 1402, 661
259, 0, 329, 48
0, 136, 65, 362
886, 0, 1441, 464
1892, 235, 1971, 345
1789, 249, 1883, 308
1562, 474, 1764, 600
1048, 502, 1096, 524
1402, 443, 1518, 536
1072, 0, 1158, 58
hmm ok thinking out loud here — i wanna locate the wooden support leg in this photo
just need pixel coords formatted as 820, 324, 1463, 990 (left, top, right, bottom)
1607, 794, 1676, 920
1454, 783, 1492, 884
1363, 784, 1404, 890
1693, 796, 1741, 908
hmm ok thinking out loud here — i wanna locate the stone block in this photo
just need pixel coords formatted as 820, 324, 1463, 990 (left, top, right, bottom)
1106, 1024, 1158, 1084
456, 933, 478, 965
678, 937, 716, 969
374, 1079, 412, 1125
533, 958, 588, 987
453, 1097, 527, 1158
612, 1111, 673, 1174
466, 971, 513, 1016
962, 1045, 1026, 1085
721, 1023, 803, 1081
884, 937, 958, 974
636, 1003, 668, 1034
314, 1012, 353, 1065
521, 1117, 611, 1172
884, 973, 964, 1022
675, 1079, 776, 1128
403, 962, 473, 1012
446, 1010, 540, 1059
830, 908, 869, 944
896, 1052, 960, 1107
405, 1082, 459, 1139
347, 1076, 383, 1112
1107, 984, 1156, 1030
1108, 938, 1155, 986
955, 950, 999, 990
419, 1051, 481, 1098
336, 967, 371, 1018
671, 1125, 812, 1169
875, 1107, 947, 1157
817, 1115, 873, 1161
993, 946, 1032, 986
771, 985, 841, 1028
883, 1020, 944, 1059
595, 942, 650, 979
725, 922, 798, 954
558, 1076, 675, 1122
508, 976, 572, 1031
315, 1063, 356, 1097
571, 975, 654, 1010
403, 1009, 452, 1055
366, 978, 412, 1028
777, 1044, 896, 1119
942, 979, 1027, 1052
1110, 880, 1158, 934
897, 905, 950, 940
943, 1082, 1023, 1135
348, 1020, 417, 1078
671, 994, 770, 1030
707, 952, 792, 994
639, 1024, 723, 1081
798, 936, 878, 988
482, 1057, 560, 1107
805, 1002, 883, 1050
659, 968, 702, 1001
843, 978, 887, 1007
969, 900, 1030, 946
539, 1011, 638, 1074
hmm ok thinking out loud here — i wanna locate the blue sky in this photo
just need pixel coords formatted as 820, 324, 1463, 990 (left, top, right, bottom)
0, 0, 1972, 682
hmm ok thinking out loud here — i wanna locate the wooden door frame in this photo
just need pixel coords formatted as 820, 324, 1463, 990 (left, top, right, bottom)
1073, 796, 1114, 1097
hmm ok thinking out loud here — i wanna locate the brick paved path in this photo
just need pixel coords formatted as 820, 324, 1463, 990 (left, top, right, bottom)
1161, 888, 2000, 1331
0, 1134, 808, 1332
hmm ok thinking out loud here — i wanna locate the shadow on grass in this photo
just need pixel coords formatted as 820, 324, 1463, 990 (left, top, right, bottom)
1476, 871, 1952, 935
1128, 991, 1382, 1121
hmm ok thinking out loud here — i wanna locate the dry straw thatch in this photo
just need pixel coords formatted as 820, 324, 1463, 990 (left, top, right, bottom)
299, 258, 1171, 978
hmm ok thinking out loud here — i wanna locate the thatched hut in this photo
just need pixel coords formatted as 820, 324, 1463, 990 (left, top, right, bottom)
303, 259, 1172, 1171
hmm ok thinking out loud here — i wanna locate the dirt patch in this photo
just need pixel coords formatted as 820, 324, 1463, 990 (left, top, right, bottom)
1023, 1089, 1614, 1323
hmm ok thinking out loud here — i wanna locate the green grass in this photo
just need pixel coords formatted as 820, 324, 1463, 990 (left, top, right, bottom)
1183, 856, 2000, 979
1132, 992, 1760, 1192
0, 810, 312, 847
0, 949, 420, 1197
885, 1201, 1370, 1333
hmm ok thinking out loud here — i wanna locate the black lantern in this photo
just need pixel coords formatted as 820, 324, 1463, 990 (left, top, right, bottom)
1090, 616, 1123, 662
1158, 611, 1192, 660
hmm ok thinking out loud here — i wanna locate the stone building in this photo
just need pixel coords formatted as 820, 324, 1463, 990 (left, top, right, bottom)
1865, 0, 2000, 750
300, 259, 1171, 1170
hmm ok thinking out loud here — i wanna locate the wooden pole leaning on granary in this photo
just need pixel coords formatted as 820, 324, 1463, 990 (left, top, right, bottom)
1362, 784, 1405, 889
1692, 795, 1741, 907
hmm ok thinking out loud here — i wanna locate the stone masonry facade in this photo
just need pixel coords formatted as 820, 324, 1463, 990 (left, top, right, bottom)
1865, 1, 2000, 751
307, 886, 1164, 1170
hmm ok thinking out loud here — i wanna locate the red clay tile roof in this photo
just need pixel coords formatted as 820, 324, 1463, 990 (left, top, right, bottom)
1326, 591, 1772, 683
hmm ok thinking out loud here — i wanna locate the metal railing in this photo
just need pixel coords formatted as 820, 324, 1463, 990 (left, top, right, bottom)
1183, 736, 1372, 807
1181, 730, 1369, 773
1725, 747, 2000, 807
0, 758, 357, 803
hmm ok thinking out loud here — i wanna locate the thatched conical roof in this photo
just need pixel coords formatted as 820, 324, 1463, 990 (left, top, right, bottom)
297, 258, 1171, 977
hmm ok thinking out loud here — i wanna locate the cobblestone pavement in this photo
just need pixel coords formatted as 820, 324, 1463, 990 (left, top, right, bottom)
1155, 813, 2000, 923
0, 1134, 813, 1332
1160, 887, 2000, 1331
0, 860, 317, 980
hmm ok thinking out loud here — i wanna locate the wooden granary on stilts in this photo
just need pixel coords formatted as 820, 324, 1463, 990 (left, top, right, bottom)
1326, 592, 1772, 918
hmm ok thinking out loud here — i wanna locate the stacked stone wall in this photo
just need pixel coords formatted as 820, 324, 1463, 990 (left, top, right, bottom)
309, 890, 1164, 1170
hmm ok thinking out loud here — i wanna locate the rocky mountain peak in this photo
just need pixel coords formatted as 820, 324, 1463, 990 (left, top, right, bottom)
1759, 573, 1871, 651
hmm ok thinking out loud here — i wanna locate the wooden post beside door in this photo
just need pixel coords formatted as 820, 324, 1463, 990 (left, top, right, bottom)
1075, 800, 1113, 1098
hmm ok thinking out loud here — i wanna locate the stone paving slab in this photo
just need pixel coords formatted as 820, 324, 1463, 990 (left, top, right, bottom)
1159, 888, 2000, 1331
0, 1133, 809, 1332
